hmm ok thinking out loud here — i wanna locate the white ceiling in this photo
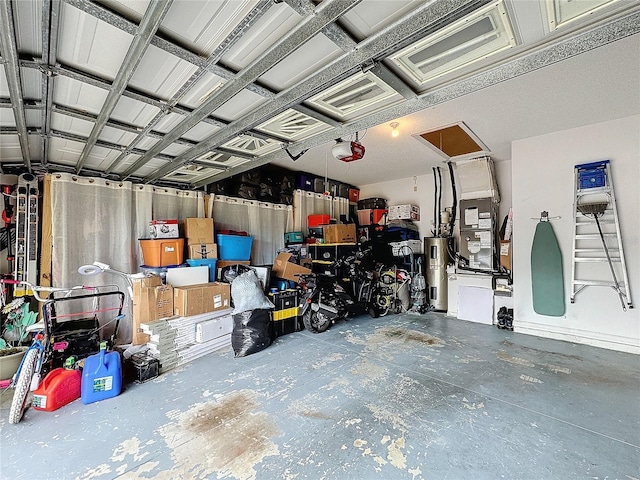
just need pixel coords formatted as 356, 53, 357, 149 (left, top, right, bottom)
286, 32, 640, 186
1, 0, 638, 189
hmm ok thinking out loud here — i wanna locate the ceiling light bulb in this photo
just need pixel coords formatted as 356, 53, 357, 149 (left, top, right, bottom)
390, 122, 399, 137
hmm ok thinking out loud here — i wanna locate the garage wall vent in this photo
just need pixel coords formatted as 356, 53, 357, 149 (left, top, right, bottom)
414, 122, 489, 160
305, 71, 403, 121
390, 0, 516, 86
256, 109, 331, 141
222, 134, 280, 156
546, 0, 618, 30
163, 165, 226, 184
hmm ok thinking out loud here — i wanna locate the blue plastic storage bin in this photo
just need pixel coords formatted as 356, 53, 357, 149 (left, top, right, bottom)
216, 234, 253, 261
578, 168, 606, 189
186, 258, 218, 282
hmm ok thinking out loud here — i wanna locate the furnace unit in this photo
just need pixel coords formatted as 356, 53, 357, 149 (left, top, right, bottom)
459, 198, 497, 271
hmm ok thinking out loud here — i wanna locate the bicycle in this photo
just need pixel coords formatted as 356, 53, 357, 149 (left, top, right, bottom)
2, 280, 124, 424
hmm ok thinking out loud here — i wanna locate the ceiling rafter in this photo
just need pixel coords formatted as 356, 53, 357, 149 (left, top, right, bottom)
0, 0, 32, 170
19, 59, 293, 150
2, 0, 634, 188
370, 63, 418, 101
283, 0, 355, 52
21, 60, 226, 128
284, 0, 417, 108
103, 0, 274, 175
2, 120, 292, 169
51, 104, 142, 134
121, 0, 362, 180
0, 98, 42, 109
75, 1, 174, 173
0, 127, 39, 135
43, 162, 160, 186
64, 0, 275, 99
50, 128, 176, 162
290, 104, 342, 128
51, 104, 197, 148
48, 104, 262, 163
191, 9, 640, 187
146, 0, 483, 183
40, 0, 62, 167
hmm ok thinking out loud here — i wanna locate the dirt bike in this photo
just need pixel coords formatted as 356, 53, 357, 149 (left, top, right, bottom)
297, 247, 380, 333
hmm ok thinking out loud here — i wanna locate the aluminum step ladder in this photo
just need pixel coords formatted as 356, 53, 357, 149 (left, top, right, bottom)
570, 160, 632, 311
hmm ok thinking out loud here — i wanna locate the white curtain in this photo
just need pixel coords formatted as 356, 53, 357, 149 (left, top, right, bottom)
292, 190, 350, 236
49, 173, 204, 342
211, 195, 293, 265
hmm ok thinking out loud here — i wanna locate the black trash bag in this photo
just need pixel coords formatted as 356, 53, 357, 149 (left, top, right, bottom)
232, 309, 272, 357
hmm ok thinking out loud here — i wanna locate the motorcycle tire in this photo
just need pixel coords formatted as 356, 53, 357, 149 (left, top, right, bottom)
303, 310, 331, 333
368, 305, 379, 318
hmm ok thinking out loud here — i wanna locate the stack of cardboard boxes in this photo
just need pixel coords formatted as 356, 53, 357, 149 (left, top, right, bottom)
132, 276, 173, 345
132, 217, 233, 345
183, 218, 217, 260
177, 217, 231, 319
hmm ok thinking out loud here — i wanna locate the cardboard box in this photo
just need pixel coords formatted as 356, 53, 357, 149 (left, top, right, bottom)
272, 252, 312, 282
500, 240, 511, 270
132, 280, 174, 345
323, 224, 357, 244
132, 276, 162, 298
183, 217, 214, 244
173, 282, 231, 317
188, 243, 217, 259
149, 220, 179, 239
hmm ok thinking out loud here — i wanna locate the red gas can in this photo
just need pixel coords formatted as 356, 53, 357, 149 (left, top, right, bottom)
32, 368, 81, 411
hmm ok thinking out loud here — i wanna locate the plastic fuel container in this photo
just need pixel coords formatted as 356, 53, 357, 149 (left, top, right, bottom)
33, 368, 81, 411
81, 343, 122, 404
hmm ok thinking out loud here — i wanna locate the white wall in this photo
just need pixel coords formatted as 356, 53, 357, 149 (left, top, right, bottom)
512, 115, 639, 354
359, 171, 449, 241
359, 160, 513, 244
358, 116, 638, 353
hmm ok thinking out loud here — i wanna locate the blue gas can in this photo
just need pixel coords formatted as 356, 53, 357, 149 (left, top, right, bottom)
81, 343, 122, 405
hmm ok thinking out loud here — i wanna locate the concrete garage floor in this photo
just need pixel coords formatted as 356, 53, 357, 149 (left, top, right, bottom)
0, 312, 638, 480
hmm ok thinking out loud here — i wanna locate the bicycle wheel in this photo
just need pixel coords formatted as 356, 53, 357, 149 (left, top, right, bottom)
9, 348, 39, 424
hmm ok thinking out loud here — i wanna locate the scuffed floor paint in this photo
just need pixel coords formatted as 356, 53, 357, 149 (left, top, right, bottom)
114, 389, 279, 480
497, 350, 536, 367
2, 313, 637, 480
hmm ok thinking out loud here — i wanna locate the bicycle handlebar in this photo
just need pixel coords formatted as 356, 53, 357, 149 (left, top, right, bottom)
1, 280, 96, 303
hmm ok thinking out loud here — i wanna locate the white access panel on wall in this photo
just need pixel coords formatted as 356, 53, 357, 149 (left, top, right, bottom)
447, 269, 494, 318
458, 286, 494, 325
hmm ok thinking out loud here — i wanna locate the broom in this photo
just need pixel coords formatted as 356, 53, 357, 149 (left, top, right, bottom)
577, 201, 627, 310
